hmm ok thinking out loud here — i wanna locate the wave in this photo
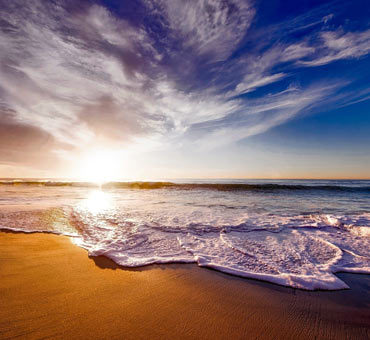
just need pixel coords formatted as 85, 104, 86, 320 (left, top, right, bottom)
1, 180, 370, 193
0, 207, 369, 291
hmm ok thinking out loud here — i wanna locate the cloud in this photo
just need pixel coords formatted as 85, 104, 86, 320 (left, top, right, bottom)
0, 106, 67, 168
145, 0, 255, 61
300, 29, 370, 66
0, 1, 160, 150
0, 0, 256, 158
183, 84, 338, 149
280, 43, 315, 62
0, 0, 369, 174
322, 13, 334, 24
222, 41, 314, 97
232, 73, 286, 96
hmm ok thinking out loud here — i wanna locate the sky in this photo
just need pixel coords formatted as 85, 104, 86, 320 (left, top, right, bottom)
0, 0, 369, 180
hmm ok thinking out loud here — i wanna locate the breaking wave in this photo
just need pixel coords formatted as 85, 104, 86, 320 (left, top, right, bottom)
0, 180, 369, 290
1, 206, 369, 291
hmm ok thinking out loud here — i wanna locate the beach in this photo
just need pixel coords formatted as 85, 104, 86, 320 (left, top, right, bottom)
1, 231, 369, 340
1, 0, 369, 338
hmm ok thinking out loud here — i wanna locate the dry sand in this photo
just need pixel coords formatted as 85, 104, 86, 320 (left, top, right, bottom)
0, 231, 369, 340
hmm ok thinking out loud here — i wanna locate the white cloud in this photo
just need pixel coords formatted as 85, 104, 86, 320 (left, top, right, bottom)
0, 1, 160, 151
280, 42, 315, 62
301, 29, 370, 66
147, 0, 255, 61
233, 73, 286, 95
186, 84, 339, 149
0, 0, 368, 171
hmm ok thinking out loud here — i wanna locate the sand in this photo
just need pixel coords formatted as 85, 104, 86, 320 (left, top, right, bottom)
0, 231, 369, 340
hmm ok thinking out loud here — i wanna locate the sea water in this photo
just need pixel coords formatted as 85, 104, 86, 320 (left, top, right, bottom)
0, 179, 369, 290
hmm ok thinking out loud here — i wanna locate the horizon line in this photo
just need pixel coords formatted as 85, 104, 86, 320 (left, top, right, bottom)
1, 177, 370, 181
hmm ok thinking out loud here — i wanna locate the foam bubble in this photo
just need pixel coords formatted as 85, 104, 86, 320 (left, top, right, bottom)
0, 186, 369, 290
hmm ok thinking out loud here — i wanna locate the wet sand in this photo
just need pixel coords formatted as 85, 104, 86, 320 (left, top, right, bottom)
0, 231, 369, 340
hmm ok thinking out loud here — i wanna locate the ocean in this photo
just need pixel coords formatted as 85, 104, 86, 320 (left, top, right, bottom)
0, 179, 369, 290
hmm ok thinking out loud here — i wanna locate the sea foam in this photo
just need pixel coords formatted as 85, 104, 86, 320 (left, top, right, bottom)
0, 183, 369, 290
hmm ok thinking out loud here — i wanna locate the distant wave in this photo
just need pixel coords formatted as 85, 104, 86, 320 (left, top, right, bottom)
1, 180, 370, 192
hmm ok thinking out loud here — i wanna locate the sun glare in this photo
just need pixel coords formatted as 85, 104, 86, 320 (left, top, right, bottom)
81, 190, 113, 213
78, 149, 121, 184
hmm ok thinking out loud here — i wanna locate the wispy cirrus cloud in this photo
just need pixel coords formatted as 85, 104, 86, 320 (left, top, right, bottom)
145, 0, 255, 61
300, 29, 370, 66
0, 0, 369, 174
0, 1, 160, 148
183, 83, 340, 149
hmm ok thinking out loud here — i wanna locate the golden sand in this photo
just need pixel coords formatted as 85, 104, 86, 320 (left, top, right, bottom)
0, 231, 369, 339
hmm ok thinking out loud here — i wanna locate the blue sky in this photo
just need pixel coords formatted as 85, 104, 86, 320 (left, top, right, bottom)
0, 0, 369, 179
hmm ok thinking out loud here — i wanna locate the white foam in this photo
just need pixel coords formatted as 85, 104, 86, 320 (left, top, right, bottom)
178, 230, 349, 290
0, 187, 369, 290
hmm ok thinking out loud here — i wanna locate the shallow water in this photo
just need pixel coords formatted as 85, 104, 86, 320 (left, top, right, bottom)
0, 179, 369, 290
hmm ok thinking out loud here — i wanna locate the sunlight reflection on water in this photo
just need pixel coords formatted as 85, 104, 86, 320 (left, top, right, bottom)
80, 190, 114, 213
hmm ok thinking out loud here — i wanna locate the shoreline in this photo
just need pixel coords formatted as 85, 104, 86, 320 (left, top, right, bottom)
0, 227, 366, 292
1, 231, 369, 339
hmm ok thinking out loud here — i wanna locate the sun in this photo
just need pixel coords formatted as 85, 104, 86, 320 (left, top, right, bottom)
78, 149, 121, 184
